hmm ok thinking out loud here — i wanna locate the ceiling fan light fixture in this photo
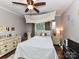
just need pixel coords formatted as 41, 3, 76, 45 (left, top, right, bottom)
12, 0, 46, 13
28, 5, 33, 10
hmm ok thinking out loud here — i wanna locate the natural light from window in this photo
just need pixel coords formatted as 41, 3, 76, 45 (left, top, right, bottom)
52, 21, 56, 30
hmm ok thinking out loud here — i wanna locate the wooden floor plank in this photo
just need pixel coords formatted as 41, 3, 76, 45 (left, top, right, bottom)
55, 46, 64, 59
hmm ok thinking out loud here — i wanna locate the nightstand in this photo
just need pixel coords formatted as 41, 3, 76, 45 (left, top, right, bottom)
53, 35, 61, 45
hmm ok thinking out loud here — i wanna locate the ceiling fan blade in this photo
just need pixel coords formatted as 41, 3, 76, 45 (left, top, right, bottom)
12, 2, 27, 5
33, 7, 39, 13
34, 2, 46, 6
25, 8, 29, 12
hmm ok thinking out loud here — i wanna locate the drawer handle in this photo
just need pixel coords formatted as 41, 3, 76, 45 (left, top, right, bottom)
5, 49, 8, 51
13, 46, 16, 47
4, 45, 7, 47
13, 42, 15, 44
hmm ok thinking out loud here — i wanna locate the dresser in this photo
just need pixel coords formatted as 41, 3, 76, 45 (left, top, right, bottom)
0, 36, 21, 57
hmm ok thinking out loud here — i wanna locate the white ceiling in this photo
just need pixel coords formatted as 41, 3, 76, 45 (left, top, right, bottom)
0, 0, 74, 17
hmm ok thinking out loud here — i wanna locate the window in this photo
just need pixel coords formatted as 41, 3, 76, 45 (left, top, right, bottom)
52, 21, 56, 30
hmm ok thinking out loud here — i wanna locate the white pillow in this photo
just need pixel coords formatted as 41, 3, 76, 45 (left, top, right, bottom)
41, 33, 45, 36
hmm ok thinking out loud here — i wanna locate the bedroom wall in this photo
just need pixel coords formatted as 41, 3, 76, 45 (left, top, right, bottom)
61, 0, 79, 43
55, 16, 62, 28
25, 23, 33, 33
55, 16, 63, 36
0, 7, 26, 36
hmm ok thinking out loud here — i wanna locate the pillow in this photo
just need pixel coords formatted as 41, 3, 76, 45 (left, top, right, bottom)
46, 31, 51, 36
45, 33, 47, 36
40, 33, 45, 36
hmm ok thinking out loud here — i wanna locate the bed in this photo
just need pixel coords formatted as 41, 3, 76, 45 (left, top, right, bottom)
14, 36, 58, 59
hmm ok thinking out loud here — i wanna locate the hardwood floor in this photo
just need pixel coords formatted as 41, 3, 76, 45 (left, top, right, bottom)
0, 49, 15, 59
0, 46, 64, 59
55, 46, 64, 59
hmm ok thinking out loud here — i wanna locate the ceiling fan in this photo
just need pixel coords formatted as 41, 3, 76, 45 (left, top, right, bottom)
12, 0, 46, 13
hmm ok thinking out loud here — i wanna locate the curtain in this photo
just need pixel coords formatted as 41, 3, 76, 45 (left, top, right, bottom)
25, 11, 56, 23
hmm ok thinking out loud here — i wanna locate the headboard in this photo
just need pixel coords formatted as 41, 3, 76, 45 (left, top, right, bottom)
68, 39, 79, 53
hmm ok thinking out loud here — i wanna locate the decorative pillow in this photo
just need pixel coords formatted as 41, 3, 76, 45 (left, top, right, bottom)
40, 33, 45, 36
46, 31, 51, 36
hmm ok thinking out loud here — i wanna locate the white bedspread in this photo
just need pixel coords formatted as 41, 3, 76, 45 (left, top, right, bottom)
14, 36, 58, 59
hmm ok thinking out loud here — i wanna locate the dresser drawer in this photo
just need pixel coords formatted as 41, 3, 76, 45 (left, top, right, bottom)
0, 44, 8, 50
8, 45, 16, 52
0, 36, 21, 57
0, 40, 7, 45
13, 41, 16, 44
12, 45, 17, 49
0, 48, 9, 55
8, 42, 17, 49
0, 42, 4, 45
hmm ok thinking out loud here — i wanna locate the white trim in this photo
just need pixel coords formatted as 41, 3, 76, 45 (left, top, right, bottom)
0, 6, 23, 17
62, 0, 76, 15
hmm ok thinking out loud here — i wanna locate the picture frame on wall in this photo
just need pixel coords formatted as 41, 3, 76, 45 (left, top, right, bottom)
6, 27, 9, 31
35, 23, 45, 32
11, 27, 15, 31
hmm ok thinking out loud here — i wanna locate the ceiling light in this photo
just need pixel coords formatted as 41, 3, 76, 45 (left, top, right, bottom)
28, 5, 33, 10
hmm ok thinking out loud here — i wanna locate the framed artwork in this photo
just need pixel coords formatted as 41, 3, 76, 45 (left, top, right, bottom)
6, 27, 9, 31
11, 27, 15, 31
35, 23, 45, 32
